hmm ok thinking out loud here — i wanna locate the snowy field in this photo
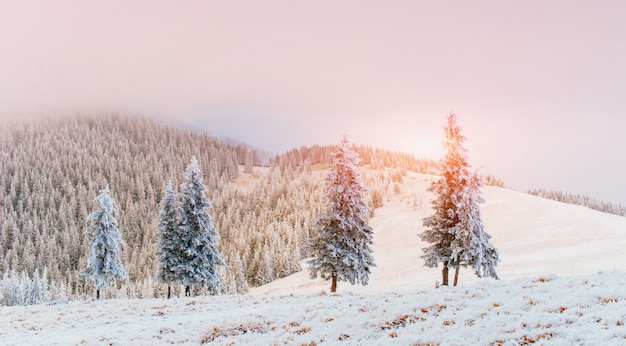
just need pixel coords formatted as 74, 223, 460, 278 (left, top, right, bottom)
2, 271, 626, 345
3, 172, 626, 345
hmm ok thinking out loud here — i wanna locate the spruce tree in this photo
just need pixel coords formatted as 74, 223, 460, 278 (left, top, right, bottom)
28, 268, 51, 305
177, 157, 224, 296
0, 270, 22, 306
155, 180, 179, 298
449, 172, 499, 283
309, 136, 375, 293
78, 185, 127, 299
421, 113, 499, 286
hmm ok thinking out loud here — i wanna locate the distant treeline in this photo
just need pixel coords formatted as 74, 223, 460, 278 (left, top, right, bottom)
271, 144, 439, 174
527, 188, 626, 217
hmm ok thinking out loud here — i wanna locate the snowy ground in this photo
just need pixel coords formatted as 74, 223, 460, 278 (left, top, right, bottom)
3, 171, 626, 344
2, 271, 626, 345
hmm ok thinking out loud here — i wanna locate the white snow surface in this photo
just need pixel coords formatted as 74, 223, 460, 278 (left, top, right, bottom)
3, 272, 626, 345
3, 172, 626, 345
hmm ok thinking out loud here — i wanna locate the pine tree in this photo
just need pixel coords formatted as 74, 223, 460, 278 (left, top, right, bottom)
78, 185, 127, 299
231, 254, 249, 294
177, 157, 224, 296
449, 173, 499, 283
244, 150, 254, 174
51, 279, 68, 302
0, 270, 22, 306
28, 268, 50, 305
19, 271, 31, 305
308, 136, 375, 293
155, 180, 179, 298
420, 113, 499, 286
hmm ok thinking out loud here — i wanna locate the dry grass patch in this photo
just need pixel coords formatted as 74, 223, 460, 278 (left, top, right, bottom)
547, 306, 567, 313
200, 322, 268, 344
293, 327, 311, 335
380, 314, 425, 330
597, 296, 622, 304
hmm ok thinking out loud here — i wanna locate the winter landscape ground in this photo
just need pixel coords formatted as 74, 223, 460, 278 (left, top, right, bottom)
2, 171, 626, 345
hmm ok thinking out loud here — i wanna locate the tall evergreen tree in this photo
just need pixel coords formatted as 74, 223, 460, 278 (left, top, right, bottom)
177, 157, 224, 296
28, 268, 51, 305
420, 113, 499, 286
309, 136, 375, 293
155, 180, 179, 298
78, 185, 127, 299
449, 172, 499, 283
0, 270, 22, 306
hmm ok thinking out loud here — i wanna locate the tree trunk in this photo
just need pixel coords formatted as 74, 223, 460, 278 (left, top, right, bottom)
96, 289, 100, 300
167, 285, 171, 299
453, 265, 460, 286
185, 285, 191, 297
442, 261, 449, 286
330, 274, 337, 293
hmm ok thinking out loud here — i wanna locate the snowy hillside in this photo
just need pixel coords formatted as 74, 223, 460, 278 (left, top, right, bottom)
253, 172, 626, 294
3, 271, 626, 345
4, 172, 626, 344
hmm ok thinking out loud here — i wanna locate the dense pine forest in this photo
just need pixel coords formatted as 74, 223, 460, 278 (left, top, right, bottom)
0, 114, 439, 299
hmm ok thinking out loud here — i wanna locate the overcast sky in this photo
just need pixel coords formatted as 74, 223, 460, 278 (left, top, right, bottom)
2, 1, 626, 204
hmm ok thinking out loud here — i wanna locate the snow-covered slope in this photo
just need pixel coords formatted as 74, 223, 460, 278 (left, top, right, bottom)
4, 171, 626, 345
3, 272, 626, 345
252, 172, 626, 294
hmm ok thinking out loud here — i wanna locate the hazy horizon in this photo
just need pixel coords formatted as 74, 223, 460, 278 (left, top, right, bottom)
2, 1, 626, 204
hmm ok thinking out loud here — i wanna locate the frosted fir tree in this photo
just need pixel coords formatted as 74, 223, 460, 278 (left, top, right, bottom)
78, 185, 127, 299
156, 180, 180, 298
177, 157, 224, 296
449, 172, 499, 282
28, 268, 51, 305
0, 270, 22, 306
309, 136, 375, 293
421, 113, 499, 286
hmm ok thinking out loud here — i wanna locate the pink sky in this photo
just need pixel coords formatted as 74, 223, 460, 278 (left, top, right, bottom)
1, 1, 626, 204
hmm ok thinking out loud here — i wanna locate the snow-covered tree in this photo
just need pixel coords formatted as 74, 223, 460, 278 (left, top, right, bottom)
309, 136, 375, 293
28, 268, 51, 305
155, 180, 179, 298
0, 268, 53, 306
0, 270, 22, 306
421, 113, 499, 286
177, 157, 224, 296
78, 185, 127, 299
51, 279, 68, 302
244, 150, 254, 174
449, 173, 499, 282
19, 271, 31, 304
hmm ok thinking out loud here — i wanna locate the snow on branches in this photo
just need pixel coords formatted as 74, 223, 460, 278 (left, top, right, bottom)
309, 136, 375, 292
157, 157, 224, 297
421, 113, 499, 286
78, 185, 127, 298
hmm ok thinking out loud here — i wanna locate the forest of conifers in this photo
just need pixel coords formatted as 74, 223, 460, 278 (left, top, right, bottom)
0, 114, 438, 298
